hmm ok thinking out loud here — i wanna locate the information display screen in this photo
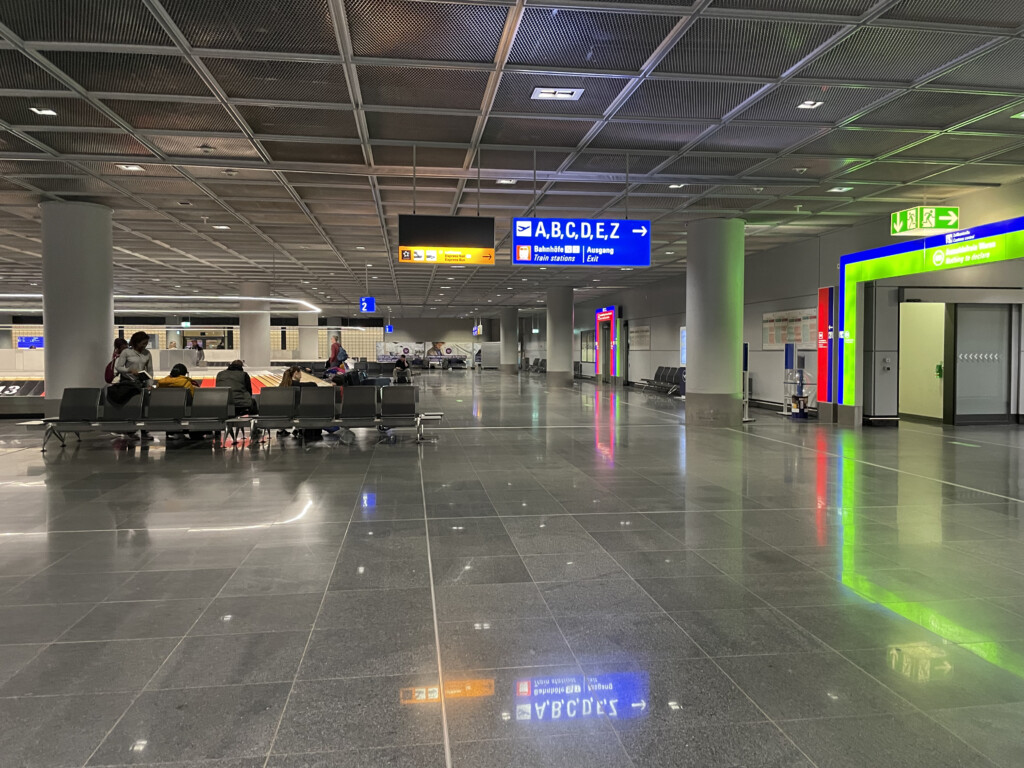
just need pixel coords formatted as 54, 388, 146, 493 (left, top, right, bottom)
398, 215, 495, 266
512, 217, 651, 267
16, 336, 43, 349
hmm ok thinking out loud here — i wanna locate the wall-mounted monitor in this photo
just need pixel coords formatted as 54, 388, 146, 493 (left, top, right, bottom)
398, 215, 495, 266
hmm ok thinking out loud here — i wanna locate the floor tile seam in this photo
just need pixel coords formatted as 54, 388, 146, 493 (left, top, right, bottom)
77, 590, 221, 768
728, 427, 1024, 506
745, 591, 1007, 765
896, 424, 1024, 452
596, 538, 827, 768
495, 514, 634, 764
259, 463, 363, 768
418, 446, 455, 768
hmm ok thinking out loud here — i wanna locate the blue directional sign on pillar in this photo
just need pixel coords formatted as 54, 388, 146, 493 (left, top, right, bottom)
512, 218, 651, 267
359, 296, 376, 313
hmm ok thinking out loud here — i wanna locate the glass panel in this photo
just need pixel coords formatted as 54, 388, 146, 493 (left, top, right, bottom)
956, 304, 1011, 416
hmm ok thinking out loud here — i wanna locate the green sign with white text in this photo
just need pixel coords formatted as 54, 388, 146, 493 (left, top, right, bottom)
890, 206, 960, 236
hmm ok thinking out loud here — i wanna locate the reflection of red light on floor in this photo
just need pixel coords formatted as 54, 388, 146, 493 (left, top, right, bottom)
815, 431, 828, 545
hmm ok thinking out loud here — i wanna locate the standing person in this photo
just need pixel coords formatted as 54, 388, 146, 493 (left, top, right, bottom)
115, 332, 154, 383
328, 336, 348, 369
215, 359, 256, 415
105, 338, 128, 384
114, 332, 155, 442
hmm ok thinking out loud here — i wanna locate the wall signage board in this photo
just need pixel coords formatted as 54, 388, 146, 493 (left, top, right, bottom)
628, 325, 650, 351
761, 308, 816, 351
398, 214, 495, 265
512, 217, 651, 267
16, 336, 43, 349
891, 206, 960, 237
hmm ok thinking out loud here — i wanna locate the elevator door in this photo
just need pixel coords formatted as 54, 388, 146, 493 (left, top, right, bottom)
956, 304, 1012, 423
599, 322, 611, 384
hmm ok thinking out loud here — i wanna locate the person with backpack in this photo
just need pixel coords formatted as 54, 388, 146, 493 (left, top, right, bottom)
104, 338, 128, 384
328, 335, 348, 369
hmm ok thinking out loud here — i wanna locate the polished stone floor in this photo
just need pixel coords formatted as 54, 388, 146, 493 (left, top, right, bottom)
1, 370, 1023, 767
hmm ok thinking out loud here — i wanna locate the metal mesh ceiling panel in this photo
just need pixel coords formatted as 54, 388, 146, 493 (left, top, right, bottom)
30, 131, 155, 156
568, 153, 671, 174
959, 108, 1024, 135
796, 28, 993, 83
0, 0, 172, 45
365, 111, 477, 143
147, 134, 261, 159
932, 41, 1024, 90
372, 146, 466, 167
235, 105, 359, 138
735, 85, 897, 124
619, 79, 762, 120
798, 129, 928, 157
508, 9, 682, 72
710, 0, 875, 14
104, 99, 240, 132
203, 59, 349, 103
694, 125, 823, 153
839, 161, 954, 182
162, 0, 338, 54
262, 140, 365, 165
895, 134, 1022, 161
0, 96, 115, 128
752, 156, 860, 178
345, 0, 507, 62
492, 73, 625, 116
855, 91, 1014, 129
44, 52, 211, 96
0, 50, 68, 91
657, 18, 843, 77
482, 117, 594, 148
479, 149, 568, 171
590, 121, 708, 151
662, 154, 761, 176
357, 66, 488, 111
882, 0, 1024, 28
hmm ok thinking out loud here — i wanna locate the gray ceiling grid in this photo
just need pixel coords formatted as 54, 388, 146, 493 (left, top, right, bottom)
0, 0, 1021, 315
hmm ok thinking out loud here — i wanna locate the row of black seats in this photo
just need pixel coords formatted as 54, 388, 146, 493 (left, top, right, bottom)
36, 387, 237, 450
641, 366, 685, 396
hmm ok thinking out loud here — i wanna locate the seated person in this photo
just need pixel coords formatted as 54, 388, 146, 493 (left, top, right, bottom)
156, 363, 199, 402
279, 366, 322, 441
393, 354, 411, 383
215, 359, 257, 415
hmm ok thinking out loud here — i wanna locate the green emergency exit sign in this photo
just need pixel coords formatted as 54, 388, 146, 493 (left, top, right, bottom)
891, 206, 960, 237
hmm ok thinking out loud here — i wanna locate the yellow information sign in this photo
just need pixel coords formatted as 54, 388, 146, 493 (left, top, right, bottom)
398, 246, 495, 266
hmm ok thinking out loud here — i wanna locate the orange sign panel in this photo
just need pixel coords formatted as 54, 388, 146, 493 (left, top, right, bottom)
398, 246, 495, 266
400, 678, 495, 704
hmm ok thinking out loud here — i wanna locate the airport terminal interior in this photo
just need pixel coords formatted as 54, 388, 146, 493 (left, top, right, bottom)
4, 1, 1024, 766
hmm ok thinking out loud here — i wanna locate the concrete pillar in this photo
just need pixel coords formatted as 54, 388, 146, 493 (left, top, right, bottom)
546, 286, 574, 387
298, 313, 319, 361
240, 281, 272, 368
499, 308, 518, 374
41, 201, 113, 415
685, 218, 744, 427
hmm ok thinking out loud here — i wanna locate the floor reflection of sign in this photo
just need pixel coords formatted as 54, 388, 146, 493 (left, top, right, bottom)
888, 643, 953, 683
0, 379, 45, 396
513, 672, 648, 722
400, 678, 495, 705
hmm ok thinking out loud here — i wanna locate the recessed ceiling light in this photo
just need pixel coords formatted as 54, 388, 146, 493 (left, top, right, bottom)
117, 164, 145, 172
222, 169, 238, 177
496, 179, 517, 185
539, 267, 547, 270
665, 251, 675, 255
198, 144, 215, 154
365, 263, 372, 267
212, 224, 231, 230
797, 100, 824, 109
828, 186, 854, 193
620, 267, 633, 271
29, 107, 57, 116
356, 246, 365, 250
531, 87, 584, 101
372, 275, 378, 279
669, 183, 686, 189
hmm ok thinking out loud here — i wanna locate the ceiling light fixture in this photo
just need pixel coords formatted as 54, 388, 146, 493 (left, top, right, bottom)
1011, 110, 1024, 119
531, 87, 584, 101
797, 100, 824, 109
29, 107, 57, 116
117, 164, 145, 172
496, 179, 517, 185
212, 225, 231, 230
356, 246, 365, 250
669, 183, 686, 189
828, 186, 854, 193
177, 200, 192, 206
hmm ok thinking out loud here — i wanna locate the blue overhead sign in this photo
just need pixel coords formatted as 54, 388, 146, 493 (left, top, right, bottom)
359, 296, 376, 313
385, 324, 394, 334
512, 217, 651, 267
